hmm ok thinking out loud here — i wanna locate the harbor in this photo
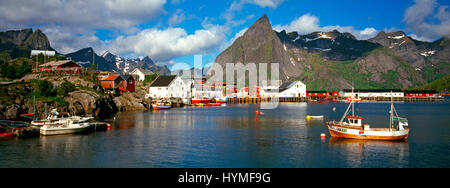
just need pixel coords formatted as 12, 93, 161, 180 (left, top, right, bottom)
0, 101, 449, 168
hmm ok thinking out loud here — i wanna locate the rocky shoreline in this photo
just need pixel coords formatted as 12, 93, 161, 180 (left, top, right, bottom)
0, 73, 151, 121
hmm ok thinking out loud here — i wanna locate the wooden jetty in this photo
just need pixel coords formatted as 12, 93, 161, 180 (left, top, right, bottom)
227, 96, 444, 104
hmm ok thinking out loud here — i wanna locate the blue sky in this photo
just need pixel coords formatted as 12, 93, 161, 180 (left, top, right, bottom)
1, 0, 449, 69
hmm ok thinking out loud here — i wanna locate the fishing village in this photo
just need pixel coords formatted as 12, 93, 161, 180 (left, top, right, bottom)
0, 55, 445, 139
1, 0, 450, 170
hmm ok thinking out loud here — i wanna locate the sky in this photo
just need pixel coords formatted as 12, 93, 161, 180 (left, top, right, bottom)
1, 0, 449, 68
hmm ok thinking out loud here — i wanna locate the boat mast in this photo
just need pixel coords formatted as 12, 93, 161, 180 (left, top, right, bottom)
390, 90, 393, 131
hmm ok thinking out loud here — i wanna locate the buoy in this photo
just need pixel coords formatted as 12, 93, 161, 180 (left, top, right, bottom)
320, 133, 326, 138
107, 123, 111, 128
255, 110, 260, 115
306, 115, 311, 120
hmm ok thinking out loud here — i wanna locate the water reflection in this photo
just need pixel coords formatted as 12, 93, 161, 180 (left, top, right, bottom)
328, 137, 410, 167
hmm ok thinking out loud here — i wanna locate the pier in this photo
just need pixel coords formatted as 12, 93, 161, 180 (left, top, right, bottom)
226, 96, 444, 104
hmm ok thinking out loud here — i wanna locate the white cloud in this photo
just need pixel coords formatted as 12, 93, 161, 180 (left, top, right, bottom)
273, 13, 378, 40
107, 26, 228, 62
0, 0, 166, 31
251, 0, 284, 8
42, 27, 107, 54
168, 9, 186, 26
403, 0, 450, 40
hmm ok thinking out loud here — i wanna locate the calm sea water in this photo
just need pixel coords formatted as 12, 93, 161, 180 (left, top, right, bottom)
1, 99, 449, 168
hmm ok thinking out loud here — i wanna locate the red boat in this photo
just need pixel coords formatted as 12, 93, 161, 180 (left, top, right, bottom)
0, 132, 15, 138
191, 98, 212, 104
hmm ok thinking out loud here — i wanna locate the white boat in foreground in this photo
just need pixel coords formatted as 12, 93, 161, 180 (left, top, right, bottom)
40, 120, 92, 136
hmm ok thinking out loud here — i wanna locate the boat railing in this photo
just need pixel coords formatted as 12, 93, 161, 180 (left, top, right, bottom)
0, 120, 29, 128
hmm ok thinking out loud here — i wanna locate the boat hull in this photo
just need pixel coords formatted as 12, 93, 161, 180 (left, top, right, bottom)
40, 124, 91, 136
327, 124, 409, 141
191, 99, 211, 104
0, 132, 16, 138
152, 105, 171, 110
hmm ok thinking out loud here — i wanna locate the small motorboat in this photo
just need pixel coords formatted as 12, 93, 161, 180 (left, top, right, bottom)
306, 115, 324, 120
31, 109, 93, 126
0, 131, 16, 138
152, 100, 172, 110
214, 97, 227, 104
40, 119, 92, 136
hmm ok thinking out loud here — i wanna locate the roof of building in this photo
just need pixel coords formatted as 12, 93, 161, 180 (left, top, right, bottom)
132, 68, 153, 75
39, 60, 78, 67
99, 74, 122, 81
342, 89, 403, 93
404, 90, 437, 94
279, 81, 299, 89
307, 90, 329, 93
121, 75, 134, 80
149, 75, 177, 87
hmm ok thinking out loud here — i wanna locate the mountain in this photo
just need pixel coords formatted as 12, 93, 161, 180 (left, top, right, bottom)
0, 28, 55, 62
101, 51, 171, 75
213, 14, 304, 84
213, 14, 447, 90
65, 47, 118, 72
277, 30, 381, 61
368, 31, 425, 68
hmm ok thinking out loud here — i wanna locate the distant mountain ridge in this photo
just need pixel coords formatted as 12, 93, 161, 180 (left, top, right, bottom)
213, 14, 449, 90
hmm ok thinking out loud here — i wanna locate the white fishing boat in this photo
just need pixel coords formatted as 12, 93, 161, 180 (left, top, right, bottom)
326, 92, 409, 141
31, 109, 93, 126
40, 119, 92, 136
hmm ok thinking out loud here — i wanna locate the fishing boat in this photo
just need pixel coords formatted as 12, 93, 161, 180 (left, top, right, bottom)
326, 92, 409, 141
214, 97, 227, 104
40, 119, 92, 136
152, 100, 172, 110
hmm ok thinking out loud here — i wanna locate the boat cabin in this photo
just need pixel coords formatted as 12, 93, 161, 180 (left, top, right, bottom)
347, 116, 363, 126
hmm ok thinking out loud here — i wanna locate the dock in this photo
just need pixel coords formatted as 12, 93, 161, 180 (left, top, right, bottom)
226, 96, 445, 104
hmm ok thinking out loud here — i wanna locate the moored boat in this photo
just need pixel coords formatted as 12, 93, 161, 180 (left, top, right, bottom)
40, 120, 92, 136
191, 98, 212, 104
31, 109, 93, 126
214, 97, 227, 104
152, 100, 172, 110
326, 92, 409, 141
306, 115, 324, 120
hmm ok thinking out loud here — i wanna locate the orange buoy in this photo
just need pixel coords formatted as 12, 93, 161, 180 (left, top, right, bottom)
255, 110, 260, 115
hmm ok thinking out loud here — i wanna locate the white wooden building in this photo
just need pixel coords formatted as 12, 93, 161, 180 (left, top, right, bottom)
130, 68, 153, 82
260, 81, 306, 98
148, 75, 187, 99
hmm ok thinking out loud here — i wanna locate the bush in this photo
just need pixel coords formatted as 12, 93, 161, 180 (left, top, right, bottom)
0, 59, 32, 79
56, 80, 76, 96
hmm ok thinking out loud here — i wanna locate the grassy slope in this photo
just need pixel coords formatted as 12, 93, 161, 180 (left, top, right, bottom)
413, 74, 450, 93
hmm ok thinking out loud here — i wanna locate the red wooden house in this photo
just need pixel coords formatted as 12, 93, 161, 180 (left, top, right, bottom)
120, 75, 135, 92
37, 60, 82, 74
99, 74, 124, 90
